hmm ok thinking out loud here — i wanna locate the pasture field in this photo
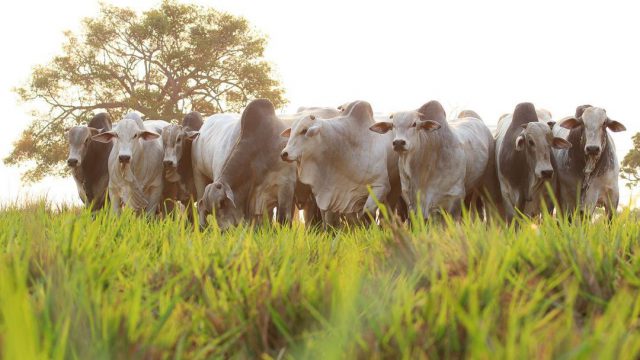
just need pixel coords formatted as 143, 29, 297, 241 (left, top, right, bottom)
1, 204, 640, 359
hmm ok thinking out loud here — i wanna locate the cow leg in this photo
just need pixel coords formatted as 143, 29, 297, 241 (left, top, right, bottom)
322, 210, 339, 229
502, 197, 517, 224
145, 185, 163, 217
276, 182, 295, 225
604, 188, 619, 220
303, 199, 323, 228
109, 186, 122, 215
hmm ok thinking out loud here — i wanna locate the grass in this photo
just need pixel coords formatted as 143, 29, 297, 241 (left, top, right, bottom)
1, 202, 640, 359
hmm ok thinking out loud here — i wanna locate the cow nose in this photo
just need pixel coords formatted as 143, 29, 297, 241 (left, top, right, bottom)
585, 146, 600, 155
163, 160, 174, 167
280, 151, 288, 161
541, 170, 554, 179
119, 155, 131, 163
393, 139, 406, 149
67, 158, 78, 167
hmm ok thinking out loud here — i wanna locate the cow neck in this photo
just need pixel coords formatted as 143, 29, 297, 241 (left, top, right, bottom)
413, 122, 453, 167
84, 141, 111, 183
217, 123, 282, 216
500, 120, 532, 202
298, 120, 360, 201
177, 140, 194, 183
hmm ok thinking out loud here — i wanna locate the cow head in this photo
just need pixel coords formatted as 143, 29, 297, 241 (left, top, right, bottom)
66, 126, 101, 168
161, 124, 199, 172
280, 114, 322, 162
369, 111, 441, 153
92, 118, 160, 167
198, 181, 237, 230
515, 122, 571, 187
560, 106, 626, 161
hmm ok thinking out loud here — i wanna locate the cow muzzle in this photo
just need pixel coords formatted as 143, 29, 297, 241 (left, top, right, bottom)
392, 139, 407, 152
585, 145, 601, 157
67, 158, 79, 167
163, 159, 177, 168
119, 154, 131, 164
280, 151, 294, 162
540, 169, 554, 180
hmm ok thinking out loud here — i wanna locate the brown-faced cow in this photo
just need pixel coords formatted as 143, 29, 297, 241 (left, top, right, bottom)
160, 111, 203, 213
66, 113, 113, 210
553, 105, 626, 218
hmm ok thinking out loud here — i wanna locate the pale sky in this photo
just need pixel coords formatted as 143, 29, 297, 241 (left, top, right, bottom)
1, 0, 639, 206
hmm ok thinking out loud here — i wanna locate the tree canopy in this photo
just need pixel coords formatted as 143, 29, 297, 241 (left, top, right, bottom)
621, 133, 640, 189
7, 1, 286, 182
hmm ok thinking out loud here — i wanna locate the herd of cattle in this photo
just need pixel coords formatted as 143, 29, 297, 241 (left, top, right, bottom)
66, 99, 625, 229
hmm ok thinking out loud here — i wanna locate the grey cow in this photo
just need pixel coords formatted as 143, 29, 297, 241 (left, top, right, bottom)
552, 105, 626, 219
370, 101, 498, 221
495, 102, 572, 221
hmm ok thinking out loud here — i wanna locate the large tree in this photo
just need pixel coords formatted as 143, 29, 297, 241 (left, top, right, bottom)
621, 133, 640, 189
7, 1, 286, 182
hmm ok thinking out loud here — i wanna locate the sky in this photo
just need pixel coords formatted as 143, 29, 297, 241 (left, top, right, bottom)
0, 0, 639, 206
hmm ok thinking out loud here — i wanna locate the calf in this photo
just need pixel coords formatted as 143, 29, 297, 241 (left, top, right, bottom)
66, 113, 113, 210
92, 113, 165, 215
495, 103, 572, 221
553, 105, 626, 218
370, 101, 498, 220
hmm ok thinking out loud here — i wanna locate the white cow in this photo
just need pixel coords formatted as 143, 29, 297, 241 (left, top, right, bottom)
92, 113, 167, 214
281, 100, 394, 226
370, 100, 497, 220
190, 114, 242, 228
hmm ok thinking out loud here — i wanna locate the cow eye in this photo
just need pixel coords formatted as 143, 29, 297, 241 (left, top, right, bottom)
133, 133, 138, 139
411, 122, 417, 128
300, 128, 308, 135
177, 136, 182, 141
528, 139, 535, 147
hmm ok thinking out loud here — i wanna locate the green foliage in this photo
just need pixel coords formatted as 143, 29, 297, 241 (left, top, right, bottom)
621, 133, 640, 189
2, 204, 640, 359
7, 1, 286, 182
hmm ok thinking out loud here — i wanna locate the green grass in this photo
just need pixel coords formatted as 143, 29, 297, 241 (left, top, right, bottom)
1, 203, 640, 359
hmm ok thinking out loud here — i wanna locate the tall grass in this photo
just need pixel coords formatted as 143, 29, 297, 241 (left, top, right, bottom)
1, 202, 640, 359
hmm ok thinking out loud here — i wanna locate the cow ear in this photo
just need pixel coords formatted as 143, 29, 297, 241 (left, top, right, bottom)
306, 124, 321, 137
515, 135, 525, 151
547, 121, 556, 129
417, 120, 441, 132
280, 128, 291, 138
138, 130, 160, 141
552, 137, 572, 149
88, 127, 100, 136
560, 117, 582, 130
369, 122, 393, 134
606, 119, 626, 132
185, 130, 200, 141
224, 185, 236, 208
92, 131, 117, 143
